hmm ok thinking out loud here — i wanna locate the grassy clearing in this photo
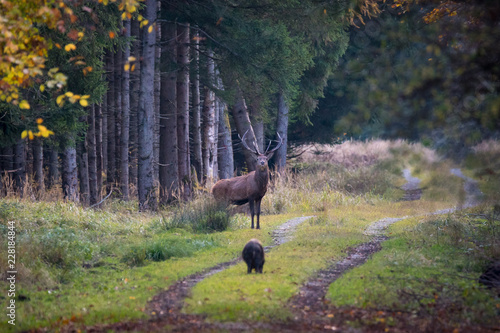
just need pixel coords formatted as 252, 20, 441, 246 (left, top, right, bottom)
1, 139, 495, 331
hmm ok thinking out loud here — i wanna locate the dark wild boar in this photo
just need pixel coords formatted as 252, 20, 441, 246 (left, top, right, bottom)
242, 238, 265, 274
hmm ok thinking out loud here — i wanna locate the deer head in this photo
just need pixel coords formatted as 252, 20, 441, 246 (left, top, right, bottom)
239, 130, 283, 172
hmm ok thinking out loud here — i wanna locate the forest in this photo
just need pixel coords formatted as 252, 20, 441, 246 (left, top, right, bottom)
1, 0, 499, 332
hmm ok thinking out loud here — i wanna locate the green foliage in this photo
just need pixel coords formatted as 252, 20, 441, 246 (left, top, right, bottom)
304, 1, 500, 154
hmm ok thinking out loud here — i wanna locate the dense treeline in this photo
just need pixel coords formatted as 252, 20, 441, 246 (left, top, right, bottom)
2, 0, 498, 209
0, 0, 377, 209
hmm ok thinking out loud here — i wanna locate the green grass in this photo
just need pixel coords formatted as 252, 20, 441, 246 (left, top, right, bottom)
327, 210, 500, 328
1, 140, 497, 331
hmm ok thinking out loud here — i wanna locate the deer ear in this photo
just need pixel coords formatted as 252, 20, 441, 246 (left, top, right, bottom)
265, 151, 275, 160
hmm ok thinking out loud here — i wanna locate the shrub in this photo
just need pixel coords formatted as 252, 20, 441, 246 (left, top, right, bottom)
168, 196, 230, 233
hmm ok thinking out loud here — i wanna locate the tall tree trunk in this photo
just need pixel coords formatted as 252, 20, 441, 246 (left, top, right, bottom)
137, 0, 158, 210
249, 101, 264, 153
153, 22, 161, 185
177, 23, 191, 199
231, 87, 257, 171
275, 92, 289, 173
48, 147, 59, 189
202, 48, 216, 185
77, 127, 90, 206
62, 139, 79, 202
217, 101, 234, 180
121, 19, 131, 201
159, 14, 179, 205
33, 138, 44, 196
129, 19, 141, 190
95, 102, 103, 199
88, 104, 99, 206
102, 93, 108, 180
191, 31, 202, 182
115, 46, 123, 190
106, 51, 116, 191
14, 139, 26, 197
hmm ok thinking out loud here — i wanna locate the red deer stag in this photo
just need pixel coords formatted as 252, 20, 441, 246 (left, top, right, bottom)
212, 130, 283, 229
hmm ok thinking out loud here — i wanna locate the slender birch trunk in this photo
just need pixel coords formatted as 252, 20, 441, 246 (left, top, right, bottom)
62, 139, 79, 202
137, 0, 158, 210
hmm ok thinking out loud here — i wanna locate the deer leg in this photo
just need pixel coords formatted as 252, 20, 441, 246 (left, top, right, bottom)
249, 200, 255, 229
256, 198, 262, 229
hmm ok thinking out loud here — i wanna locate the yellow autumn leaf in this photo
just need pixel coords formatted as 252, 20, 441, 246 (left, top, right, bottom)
128, 56, 136, 62
40, 84, 45, 92
124, 63, 130, 71
56, 94, 65, 106
36, 118, 43, 124
82, 95, 90, 99
21, 130, 28, 139
109, 31, 116, 39
19, 100, 30, 109
38, 125, 47, 132
28, 130, 34, 140
65, 91, 74, 97
148, 25, 153, 33
129, 296, 136, 300
64, 43, 76, 52
80, 99, 89, 107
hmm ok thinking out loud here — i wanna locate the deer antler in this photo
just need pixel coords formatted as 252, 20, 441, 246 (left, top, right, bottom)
239, 130, 260, 155
240, 130, 284, 156
265, 132, 283, 155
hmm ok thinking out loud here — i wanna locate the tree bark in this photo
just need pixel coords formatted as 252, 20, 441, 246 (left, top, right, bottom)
231, 87, 257, 171
249, 99, 264, 153
62, 139, 79, 202
153, 22, 161, 185
217, 101, 234, 180
48, 147, 59, 189
177, 23, 191, 199
129, 19, 141, 189
275, 92, 289, 173
33, 138, 44, 196
77, 127, 90, 206
115, 45, 123, 190
159, 15, 179, 205
95, 102, 103, 199
191, 31, 202, 183
121, 19, 131, 201
14, 139, 26, 197
102, 92, 108, 178
88, 104, 99, 206
137, 0, 158, 210
106, 50, 116, 191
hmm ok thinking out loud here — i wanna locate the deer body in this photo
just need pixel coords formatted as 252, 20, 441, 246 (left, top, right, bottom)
212, 131, 282, 229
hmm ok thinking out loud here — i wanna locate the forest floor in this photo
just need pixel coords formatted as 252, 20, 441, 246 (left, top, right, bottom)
47, 168, 497, 333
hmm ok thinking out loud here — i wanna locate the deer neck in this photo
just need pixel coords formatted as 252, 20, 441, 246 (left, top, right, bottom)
254, 167, 269, 188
